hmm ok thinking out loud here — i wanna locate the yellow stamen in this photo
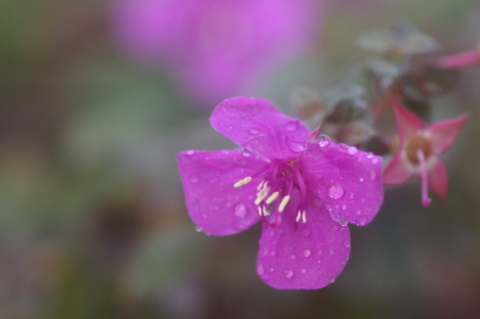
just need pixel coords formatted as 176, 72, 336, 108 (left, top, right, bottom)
234, 176, 252, 188
265, 191, 279, 205
295, 211, 302, 222
255, 188, 269, 205
256, 180, 265, 191
278, 195, 291, 212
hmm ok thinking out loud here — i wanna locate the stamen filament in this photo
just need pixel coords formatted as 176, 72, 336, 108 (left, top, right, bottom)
416, 149, 432, 207
265, 192, 279, 204
255, 184, 270, 205
234, 176, 252, 188
278, 195, 291, 212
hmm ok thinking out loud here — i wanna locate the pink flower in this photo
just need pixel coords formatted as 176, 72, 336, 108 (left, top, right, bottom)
383, 101, 469, 207
110, 0, 321, 107
176, 97, 384, 289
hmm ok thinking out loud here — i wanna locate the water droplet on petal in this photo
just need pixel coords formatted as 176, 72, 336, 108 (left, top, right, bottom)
302, 229, 310, 237
195, 226, 203, 232
356, 210, 362, 215
257, 264, 264, 275
329, 249, 335, 255
302, 249, 311, 258
318, 134, 330, 147
248, 128, 260, 135
342, 204, 347, 210
330, 278, 336, 283
359, 177, 364, 182
190, 175, 199, 183
349, 192, 355, 199
347, 146, 358, 155
290, 254, 296, 260
341, 260, 346, 265
284, 121, 299, 132
234, 203, 247, 218
301, 268, 307, 274
339, 219, 348, 226
228, 125, 234, 129
284, 269, 294, 279
328, 184, 344, 199
343, 241, 351, 248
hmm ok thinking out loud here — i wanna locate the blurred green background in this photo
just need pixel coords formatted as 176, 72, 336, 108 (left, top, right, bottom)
1, 0, 480, 318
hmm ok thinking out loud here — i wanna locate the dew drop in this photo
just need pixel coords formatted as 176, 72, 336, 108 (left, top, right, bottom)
342, 204, 347, 210
359, 177, 364, 182
269, 267, 274, 273
257, 264, 264, 275
248, 128, 260, 135
339, 219, 348, 226
318, 134, 331, 147
329, 249, 335, 255
289, 254, 296, 260
330, 278, 336, 283
349, 192, 355, 199
284, 121, 298, 132
284, 269, 294, 279
186, 150, 195, 155
356, 210, 362, 215
228, 125, 234, 129
302, 229, 310, 237
195, 226, 203, 232
301, 268, 307, 274
234, 203, 247, 218
318, 260, 322, 264
341, 260, 346, 265
343, 241, 351, 248
190, 175, 199, 183
302, 249, 311, 258
370, 170, 377, 180
328, 184, 344, 199
347, 146, 358, 155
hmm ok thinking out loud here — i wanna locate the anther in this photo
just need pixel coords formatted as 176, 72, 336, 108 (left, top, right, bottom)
255, 186, 270, 205
257, 180, 265, 191
295, 211, 302, 223
234, 176, 252, 188
278, 195, 291, 212
265, 192, 279, 205
301, 211, 307, 223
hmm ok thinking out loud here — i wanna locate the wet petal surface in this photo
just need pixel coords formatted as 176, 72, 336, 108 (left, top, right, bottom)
300, 141, 384, 226
210, 97, 310, 160
177, 149, 266, 235
256, 196, 350, 290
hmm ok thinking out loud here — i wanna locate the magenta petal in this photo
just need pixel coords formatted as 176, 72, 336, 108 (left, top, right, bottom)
210, 97, 310, 160
428, 113, 469, 154
256, 197, 350, 290
299, 141, 384, 226
382, 153, 415, 185
176, 149, 266, 235
428, 158, 448, 201
393, 100, 425, 143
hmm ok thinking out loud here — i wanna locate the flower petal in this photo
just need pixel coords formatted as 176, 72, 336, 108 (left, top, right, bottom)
382, 152, 415, 185
210, 97, 310, 160
176, 149, 266, 235
299, 141, 384, 227
256, 195, 350, 290
427, 113, 469, 154
428, 158, 448, 201
393, 100, 425, 144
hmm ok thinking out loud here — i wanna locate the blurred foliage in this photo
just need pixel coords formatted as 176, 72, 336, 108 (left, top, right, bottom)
0, 0, 480, 318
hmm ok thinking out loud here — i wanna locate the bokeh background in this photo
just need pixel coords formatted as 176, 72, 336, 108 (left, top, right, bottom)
1, 0, 480, 318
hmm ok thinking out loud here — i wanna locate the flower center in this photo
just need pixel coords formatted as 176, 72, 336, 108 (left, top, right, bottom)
234, 159, 308, 226
405, 135, 432, 165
